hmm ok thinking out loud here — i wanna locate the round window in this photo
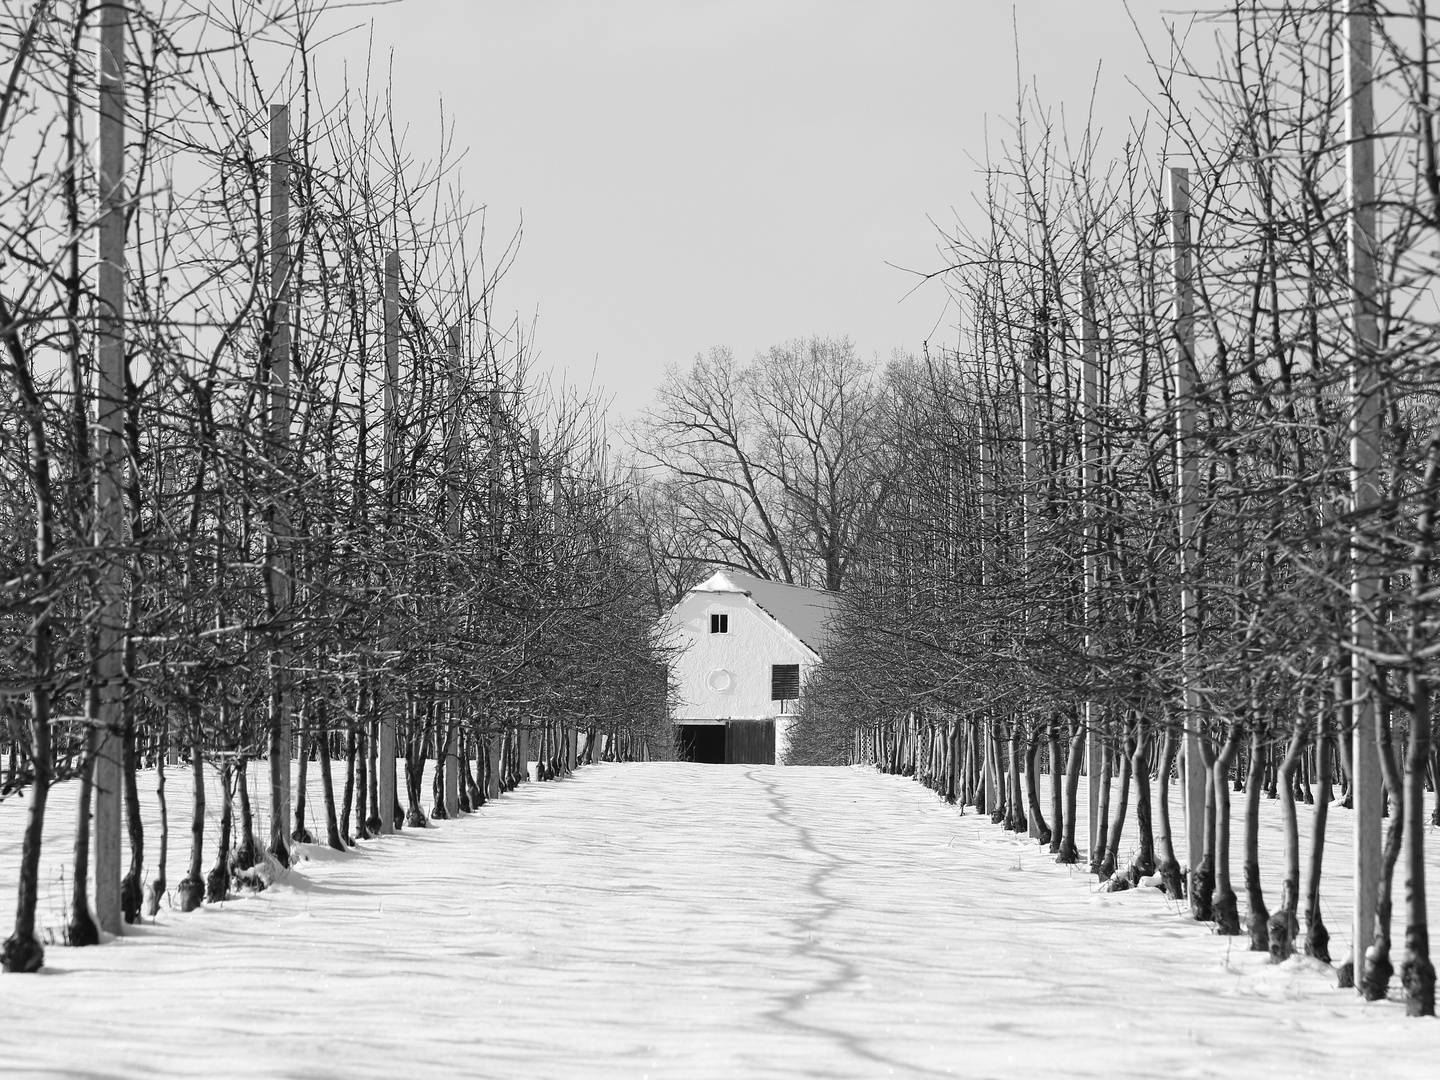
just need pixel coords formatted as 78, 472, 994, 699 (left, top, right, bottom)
706, 668, 733, 693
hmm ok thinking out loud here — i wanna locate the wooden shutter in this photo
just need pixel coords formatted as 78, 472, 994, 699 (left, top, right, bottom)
771, 664, 799, 700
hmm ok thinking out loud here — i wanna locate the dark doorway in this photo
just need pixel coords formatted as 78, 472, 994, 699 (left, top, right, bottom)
676, 723, 726, 763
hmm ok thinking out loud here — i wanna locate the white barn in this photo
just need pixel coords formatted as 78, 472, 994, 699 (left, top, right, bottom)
664, 569, 839, 764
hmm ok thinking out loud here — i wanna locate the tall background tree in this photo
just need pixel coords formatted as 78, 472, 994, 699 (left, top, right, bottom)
634, 335, 897, 593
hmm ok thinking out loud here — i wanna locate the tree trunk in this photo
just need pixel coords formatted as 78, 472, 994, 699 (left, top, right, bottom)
1337, 667, 1355, 809
962, 721, 975, 809
1090, 741, 1113, 876
340, 722, 357, 843
177, 733, 205, 912
1153, 722, 1185, 898
121, 707, 143, 924
431, 704, 449, 817
1048, 719, 1063, 853
2, 672, 51, 973
481, 728, 493, 790
1211, 722, 1242, 936
1006, 722, 1027, 834
1429, 741, 1440, 827
68, 723, 101, 947
1267, 714, 1307, 962
267, 654, 289, 868
1361, 673, 1404, 1000
1191, 737, 1218, 923
1024, 723, 1050, 844
316, 701, 344, 851
146, 711, 169, 918
0, 290, 58, 973
1304, 688, 1334, 963
1243, 721, 1271, 952
366, 716, 382, 834
1402, 660, 1436, 1014
206, 759, 233, 902
359, 721, 375, 833
292, 699, 314, 844
1057, 715, 1085, 864
234, 755, 257, 871
1402, 459, 1437, 1013
457, 727, 474, 813
1099, 749, 1130, 882
406, 699, 430, 828
1126, 724, 1156, 883
986, 716, 1002, 821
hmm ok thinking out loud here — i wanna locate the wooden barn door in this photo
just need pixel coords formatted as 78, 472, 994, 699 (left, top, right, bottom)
724, 720, 776, 765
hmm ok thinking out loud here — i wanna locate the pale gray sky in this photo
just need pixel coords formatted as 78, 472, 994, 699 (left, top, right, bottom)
353, 1, 1211, 418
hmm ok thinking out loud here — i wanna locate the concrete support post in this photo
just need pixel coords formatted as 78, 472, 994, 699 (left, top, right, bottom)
443, 326, 462, 819
267, 103, 293, 865
1168, 166, 1206, 883
978, 411, 998, 816
1081, 270, 1103, 858
1021, 334, 1042, 840
1346, 0, 1383, 978
377, 250, 400, 835
93, 6, 127, 935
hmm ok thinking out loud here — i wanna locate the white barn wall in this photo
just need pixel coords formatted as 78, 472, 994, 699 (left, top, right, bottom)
667, 589, 816, 763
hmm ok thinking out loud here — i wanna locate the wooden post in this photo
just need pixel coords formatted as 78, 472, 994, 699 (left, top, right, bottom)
93, 5, 126, 935
1168, 165, 1206, 889
378, 249, 400, 834
516, 425, 540, 785
978, 410, 997, 814
443, 325, 462, 818
489, 388, 502, 560
1346, 1, 1383, 979
1081, 270, 1103, 858
267, 104, 293, 865
1022, 320, 1042, 840
528, 423, 542, 530
550, 457, 570, 777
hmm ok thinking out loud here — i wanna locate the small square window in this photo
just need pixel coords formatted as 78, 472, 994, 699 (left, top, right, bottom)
710, 612, 728, 634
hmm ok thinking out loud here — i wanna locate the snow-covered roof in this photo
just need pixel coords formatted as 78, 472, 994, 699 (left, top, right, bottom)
690, 569, 839, 659
692, 570, 746, 594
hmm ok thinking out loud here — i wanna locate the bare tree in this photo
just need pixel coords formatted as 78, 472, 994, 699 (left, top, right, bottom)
636, 336, 895, 590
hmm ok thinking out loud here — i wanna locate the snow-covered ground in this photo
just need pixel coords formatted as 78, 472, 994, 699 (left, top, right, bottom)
0, 761, 1436, 1078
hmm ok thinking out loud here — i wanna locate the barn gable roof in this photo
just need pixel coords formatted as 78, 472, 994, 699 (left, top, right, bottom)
691, 569, 839, 659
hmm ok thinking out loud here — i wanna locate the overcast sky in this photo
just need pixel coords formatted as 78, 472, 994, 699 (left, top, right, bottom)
350, 1, 1215, 419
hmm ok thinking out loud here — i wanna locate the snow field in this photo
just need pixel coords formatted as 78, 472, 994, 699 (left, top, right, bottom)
0, 761, 1435, 1079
